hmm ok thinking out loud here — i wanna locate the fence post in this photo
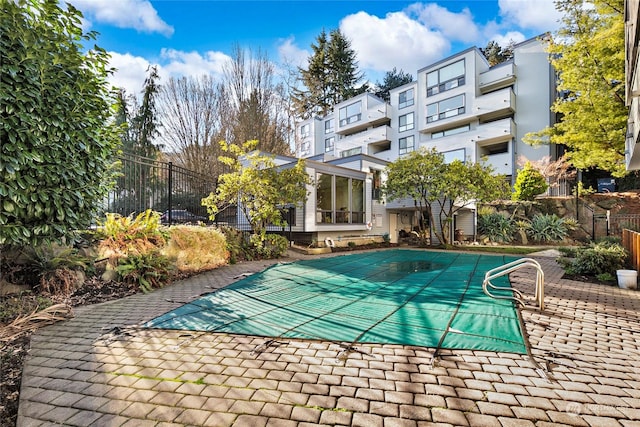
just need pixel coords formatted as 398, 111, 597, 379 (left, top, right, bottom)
168, 161, 173, 224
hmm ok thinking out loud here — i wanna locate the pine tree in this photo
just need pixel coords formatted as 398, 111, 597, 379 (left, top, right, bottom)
374, 68, 413, 102
293, 29, 365, 118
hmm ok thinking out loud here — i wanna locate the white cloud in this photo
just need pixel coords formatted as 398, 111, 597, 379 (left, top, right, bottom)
498, 0, 562, 33
340, 11, 450, 77
108, 51, 153, 95
71, 0, 174, 36
108, 49, 231, 95
489, 31, 526, 49
160, 49, 230, 79
277, 36, 309, 69
406, 3, 480, 44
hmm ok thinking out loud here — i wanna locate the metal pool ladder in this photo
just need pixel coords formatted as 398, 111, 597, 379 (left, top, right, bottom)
483, 258, 545, 310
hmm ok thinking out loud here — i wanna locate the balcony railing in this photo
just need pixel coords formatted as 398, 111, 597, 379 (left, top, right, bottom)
479, 63, 516, 94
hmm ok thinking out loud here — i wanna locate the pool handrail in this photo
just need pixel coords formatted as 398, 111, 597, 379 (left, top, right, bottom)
483, 258, 545, 310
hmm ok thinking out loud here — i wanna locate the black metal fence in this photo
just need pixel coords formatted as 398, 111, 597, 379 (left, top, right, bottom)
104, 152, 218, 224
578, 201, 640, 240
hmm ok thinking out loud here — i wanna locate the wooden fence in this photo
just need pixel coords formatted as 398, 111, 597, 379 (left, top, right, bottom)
622, 229, 640, 270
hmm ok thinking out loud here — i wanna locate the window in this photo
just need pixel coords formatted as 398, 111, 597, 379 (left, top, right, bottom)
300, 140, 310, 155
324, 119, 334, 134
339, 101, 362, 126
427, 59, 465, 96
340, 147, 362, 157
300, 123, 310, 138
443, 149, 465, 163
372, 169, 382, 200
432, 124, 470, 139
399, 135, 415, 155
398, 88, 414, 109
324, 136, 335, 153
316, 173, 365, 224
426, 94, 465, 123
398, 112, 414, 132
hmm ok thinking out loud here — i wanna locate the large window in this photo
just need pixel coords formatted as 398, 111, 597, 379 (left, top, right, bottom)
398, 112, 414, 132
324, 119, 334, 134
427, 59, 465, 96
340, 147, 362, 157
443, 148, 465, 163
399, 135, 415, 155
324, 136, 335, 153
300, 123, 310, 138
398, 88, 414, 109
316, 173, 365, 224
431, 124, 470, 139
339, 101, 362, 126
426, 94, 465, 123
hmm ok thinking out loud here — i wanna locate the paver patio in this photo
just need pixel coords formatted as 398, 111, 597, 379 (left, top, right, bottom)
17, 248, 640, 427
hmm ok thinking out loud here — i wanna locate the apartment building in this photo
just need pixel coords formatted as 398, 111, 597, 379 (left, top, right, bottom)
292, 35, 558, 244
626, 0, 640, 170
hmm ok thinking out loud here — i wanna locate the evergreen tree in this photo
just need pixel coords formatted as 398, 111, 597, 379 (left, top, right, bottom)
293, 29, 365, 118
480, 40, 514, 66
524, 0, 627, 176
374, 67, 413, 102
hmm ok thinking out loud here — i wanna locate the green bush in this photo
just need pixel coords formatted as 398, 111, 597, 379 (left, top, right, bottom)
478, 212, 515, 243
512, 162, 548, 201
249, 233, 289, 259
561, 241, 628, 276
116, 251, 172, 293
526, 214, 567, 242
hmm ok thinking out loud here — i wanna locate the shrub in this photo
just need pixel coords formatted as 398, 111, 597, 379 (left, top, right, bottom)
561, 241, 628, 276
96, 210, 167, 266
219, 227, 252, 263
526, 214, 567, 242
249, 233, 289, 259
162, 226, 229, 273
23, 243, 91, 294
478, 212, 515, 243
512, 162, 548, 201
116, 251, 172, 293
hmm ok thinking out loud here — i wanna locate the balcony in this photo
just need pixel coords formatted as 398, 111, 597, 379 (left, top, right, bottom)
474, 118, 516, 145
480, 151, 512, 176
479, 63, 516, 94
335, 125, 392, 152
473, 87, 515, 122
336, 102, 391, 134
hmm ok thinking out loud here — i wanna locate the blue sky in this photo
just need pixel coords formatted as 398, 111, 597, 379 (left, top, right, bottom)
68, 0, 563, 95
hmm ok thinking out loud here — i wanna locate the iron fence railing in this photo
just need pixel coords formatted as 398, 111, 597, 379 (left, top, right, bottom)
103, 152, 219, 224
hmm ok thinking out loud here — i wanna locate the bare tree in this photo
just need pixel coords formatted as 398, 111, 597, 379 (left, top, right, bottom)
158, 75, 225, 178
219, 45, 292, 155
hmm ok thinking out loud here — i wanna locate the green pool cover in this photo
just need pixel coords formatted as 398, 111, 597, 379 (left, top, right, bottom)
144, 249, 526, 354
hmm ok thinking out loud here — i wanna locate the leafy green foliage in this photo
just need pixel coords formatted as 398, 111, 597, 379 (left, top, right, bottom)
526, 214, 567, 242
202, 140, 311, 247
560, 241, 628, 276
512, 162, 548, 201
524, 0, 627, 176
20, 243, 91, 294
250, 233, 289, 259
384, 148, 509, 244
480, 40, 514, 66
477, 212, 515, 243
116, 251, 172, 293
96, 210, 166, 249
0, 0, 121, 246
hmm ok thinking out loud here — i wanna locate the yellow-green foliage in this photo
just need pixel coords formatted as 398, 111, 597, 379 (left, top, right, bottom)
162, 226, 229, 273
96, 210, 167, 260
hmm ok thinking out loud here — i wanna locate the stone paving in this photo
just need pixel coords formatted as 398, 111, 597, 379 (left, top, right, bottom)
16, 249, 640, 426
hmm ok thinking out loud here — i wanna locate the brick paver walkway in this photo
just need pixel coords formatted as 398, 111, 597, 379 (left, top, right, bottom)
17, 249, 640, 426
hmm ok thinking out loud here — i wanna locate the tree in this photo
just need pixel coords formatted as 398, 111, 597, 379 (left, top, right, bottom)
130, 66, 162, 158
524, 0, 627, 177
219, 45, 292, 155
384, 148, 508, 245
158, 75, 224, 177
293, 29, 366, 118
512, 162, 549, 201
374, 68, 413, 102
481, 40, 514, 66
202, 140, 311, 243
0, 0, 121, 246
